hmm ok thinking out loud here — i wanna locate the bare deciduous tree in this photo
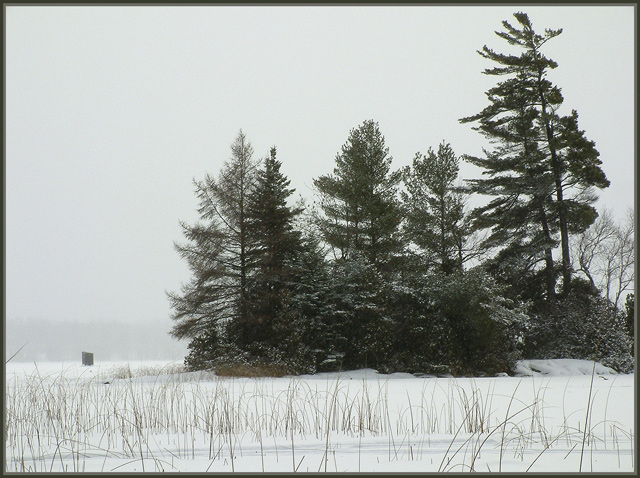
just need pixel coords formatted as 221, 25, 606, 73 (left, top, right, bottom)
572, 208, 634, 310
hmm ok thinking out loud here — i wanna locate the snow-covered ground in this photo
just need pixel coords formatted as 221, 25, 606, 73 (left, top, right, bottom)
5, 359, 635, 473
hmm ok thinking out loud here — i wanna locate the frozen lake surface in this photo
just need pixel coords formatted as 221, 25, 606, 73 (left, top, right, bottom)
5, 359, 635, 472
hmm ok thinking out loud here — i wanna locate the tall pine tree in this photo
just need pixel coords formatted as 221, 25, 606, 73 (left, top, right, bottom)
312, 120, 403, 370
402, 141, 468, 275
313, 120, 402, 273
461, 12, 609, 299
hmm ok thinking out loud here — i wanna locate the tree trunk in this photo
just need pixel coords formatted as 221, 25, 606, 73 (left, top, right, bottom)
539, 203, 556, 301
537, 80, 572, 296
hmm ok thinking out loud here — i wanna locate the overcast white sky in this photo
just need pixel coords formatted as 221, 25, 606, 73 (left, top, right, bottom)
5, 5, 635, 330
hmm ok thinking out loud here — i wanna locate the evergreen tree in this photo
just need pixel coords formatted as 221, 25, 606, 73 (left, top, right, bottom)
241, 146, 304, 345
402, 141, 468, 274
460, 20, 559, 301
327, 253, 393, 370
465, 110, 559, 301
311, 120, 403, 370
284, 236, 338, 372
387, 273, 456, 375
390, 267, 527, 376
313, 120, 402, 273
168, 130, 260, 367
461, 12, 609, 299
433, 268, 527, 375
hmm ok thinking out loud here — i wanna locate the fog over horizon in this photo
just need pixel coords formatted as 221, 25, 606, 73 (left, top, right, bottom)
5, 317, 189, 363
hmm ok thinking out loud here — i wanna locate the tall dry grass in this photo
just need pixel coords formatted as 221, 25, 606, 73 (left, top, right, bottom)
5, 365, 634, 472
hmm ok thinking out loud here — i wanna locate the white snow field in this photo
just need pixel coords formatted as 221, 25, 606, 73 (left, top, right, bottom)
5, 359, 635, 473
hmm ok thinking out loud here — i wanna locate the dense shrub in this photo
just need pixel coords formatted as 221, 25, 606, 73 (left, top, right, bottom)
185, 329, 315, 377
524, 279, 634, 373
382, 268, 528, 376
429, 268, 528, 375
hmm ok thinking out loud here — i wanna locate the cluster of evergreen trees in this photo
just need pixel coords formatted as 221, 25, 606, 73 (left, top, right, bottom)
168, 13, 634, 376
